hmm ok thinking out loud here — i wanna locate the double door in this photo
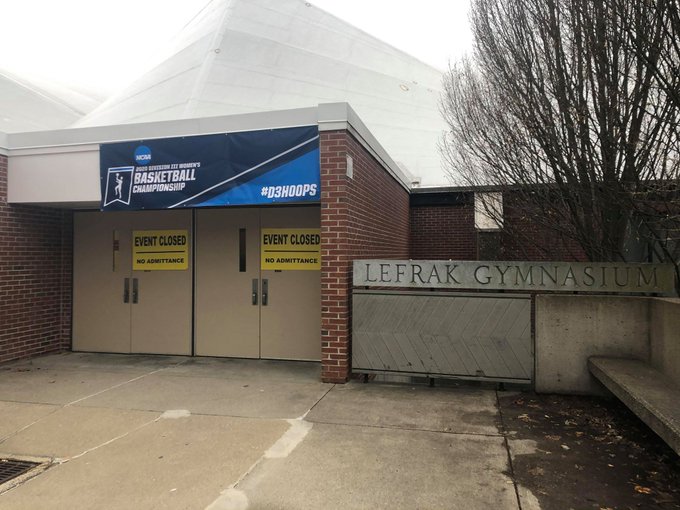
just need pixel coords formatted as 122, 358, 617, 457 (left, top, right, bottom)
73, 207, 320, 360
194, 207, 321, 360
73, 210, 193, 355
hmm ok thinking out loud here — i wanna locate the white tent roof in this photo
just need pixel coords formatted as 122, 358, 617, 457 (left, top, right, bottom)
75, 0, 447, 184
0, 69, 101, 133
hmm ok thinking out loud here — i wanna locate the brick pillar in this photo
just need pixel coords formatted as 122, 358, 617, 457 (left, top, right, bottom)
320, 132, 351, 383
0, 153, 73, 363
318, 129, 411, 382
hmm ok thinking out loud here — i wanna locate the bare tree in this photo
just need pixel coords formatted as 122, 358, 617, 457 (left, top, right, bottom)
440, 0, 680, 267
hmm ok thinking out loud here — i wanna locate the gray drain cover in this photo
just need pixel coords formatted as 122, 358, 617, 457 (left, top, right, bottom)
0, 458, 40, 485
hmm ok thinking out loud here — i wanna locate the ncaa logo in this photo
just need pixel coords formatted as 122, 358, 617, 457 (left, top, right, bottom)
134, 145, 152, 165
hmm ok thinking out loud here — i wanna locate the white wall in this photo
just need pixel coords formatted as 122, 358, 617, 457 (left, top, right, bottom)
8, 146, 100, 205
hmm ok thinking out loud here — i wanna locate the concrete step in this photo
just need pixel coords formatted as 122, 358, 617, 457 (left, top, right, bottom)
588, 356, 680, 455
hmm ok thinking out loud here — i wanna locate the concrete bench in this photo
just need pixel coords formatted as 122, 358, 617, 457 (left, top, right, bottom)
588, 356, 680, 456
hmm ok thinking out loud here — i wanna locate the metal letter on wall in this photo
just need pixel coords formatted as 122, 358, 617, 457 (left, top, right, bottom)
353, 260, 675, 295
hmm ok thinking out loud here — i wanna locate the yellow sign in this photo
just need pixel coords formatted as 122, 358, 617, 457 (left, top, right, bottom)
261, 228, 321, 270
132, 230, 189, 271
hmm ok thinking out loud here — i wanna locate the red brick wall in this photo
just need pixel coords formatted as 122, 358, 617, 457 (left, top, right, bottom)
0, 154, 72, 363
500, 197, 587, 261
410, 194, 585, 262
410, 204, 476, 260
320, 131, 410, 383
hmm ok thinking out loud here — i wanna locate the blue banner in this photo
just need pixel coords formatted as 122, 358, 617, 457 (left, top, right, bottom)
100, 126, 320, 210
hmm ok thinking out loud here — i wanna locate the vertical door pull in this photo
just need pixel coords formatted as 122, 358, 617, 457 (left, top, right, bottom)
239, 228, 247, 272
262, 279, 268, 306
252, 278, 258, 305
123, 278, 130, 303
132, 278, 139, 304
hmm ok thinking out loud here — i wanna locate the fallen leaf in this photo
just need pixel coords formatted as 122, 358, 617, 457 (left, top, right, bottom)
545, 434, 561, 441
635, 486, 652, 495
561, 444, 570, 450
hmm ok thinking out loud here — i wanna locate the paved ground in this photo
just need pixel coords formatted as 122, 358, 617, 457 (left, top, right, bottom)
0, 353, 677, 509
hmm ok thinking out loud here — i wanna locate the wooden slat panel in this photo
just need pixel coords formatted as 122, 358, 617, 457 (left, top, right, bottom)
352, 292, 532, 382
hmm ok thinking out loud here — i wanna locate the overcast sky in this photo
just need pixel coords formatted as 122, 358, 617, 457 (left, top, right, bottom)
0, 0, 473, 95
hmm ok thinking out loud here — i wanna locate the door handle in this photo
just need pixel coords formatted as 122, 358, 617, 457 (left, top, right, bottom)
123, 278, 130, 303
262, 279, 268, 306
132, 278, 139, 304
252, 278, 258, 305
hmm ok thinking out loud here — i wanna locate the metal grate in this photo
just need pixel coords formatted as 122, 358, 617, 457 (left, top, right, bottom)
0, 458, 40, 485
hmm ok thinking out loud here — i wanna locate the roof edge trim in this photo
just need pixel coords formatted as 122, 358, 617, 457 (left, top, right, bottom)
5, 106, 320, 150
4, 102, 411, 190
318, 103, 410, 191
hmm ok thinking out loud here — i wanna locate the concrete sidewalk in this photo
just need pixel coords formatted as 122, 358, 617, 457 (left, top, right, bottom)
0, 353, 532, 509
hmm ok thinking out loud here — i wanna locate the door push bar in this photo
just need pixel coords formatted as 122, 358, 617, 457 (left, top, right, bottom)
123, 278, 139, 304
251, 279, 269, 306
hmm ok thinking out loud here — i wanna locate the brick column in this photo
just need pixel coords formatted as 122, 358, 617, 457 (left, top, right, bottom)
0, 154, 73, 363
319, 130, 411, 383
320, 132, 352, 383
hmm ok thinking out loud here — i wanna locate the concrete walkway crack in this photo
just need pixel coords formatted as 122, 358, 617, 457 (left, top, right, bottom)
203, 387, 334, 510
301, 418, 504, 437
0, 361, 186, 449
298, 383, 335, 419
204, 417, 314, 510
496, 389, 523, 510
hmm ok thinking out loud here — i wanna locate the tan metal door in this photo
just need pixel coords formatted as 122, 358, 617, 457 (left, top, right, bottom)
130, 210, 192, 355
195, 208, 261, 358
73, 210, 192, 355
194, 206, 320, 360
73, 211, 132, 353
260, 207, 321, 360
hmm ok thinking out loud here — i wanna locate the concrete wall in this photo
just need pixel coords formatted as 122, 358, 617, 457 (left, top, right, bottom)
535, 295, 650, 394
649, 298, 680, 388
536, 295, 680, 394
